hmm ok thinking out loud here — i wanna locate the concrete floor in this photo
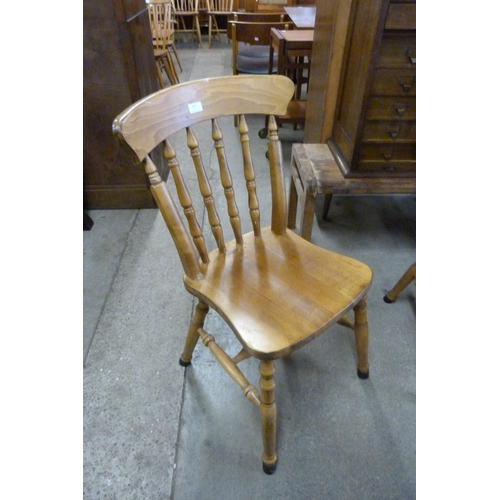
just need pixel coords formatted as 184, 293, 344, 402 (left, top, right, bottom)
83, 39, 416, 499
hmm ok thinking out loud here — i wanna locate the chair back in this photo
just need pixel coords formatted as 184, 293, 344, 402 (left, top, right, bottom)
148, 1, 176, 51
206, 0, 234, 11
171, 0, 199, 13
113, 75, 295, 280
230, 20, 291, 74
227, 12, 290, 40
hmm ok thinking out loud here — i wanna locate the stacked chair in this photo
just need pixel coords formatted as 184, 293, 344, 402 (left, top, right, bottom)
148, 0, 182, 87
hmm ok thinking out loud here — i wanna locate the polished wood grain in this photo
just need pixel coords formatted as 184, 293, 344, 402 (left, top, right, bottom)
113, 74, 372, 474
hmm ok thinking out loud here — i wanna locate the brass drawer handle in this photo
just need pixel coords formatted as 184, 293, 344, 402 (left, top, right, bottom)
386, 125, 401, 138
382, 150, 393, 161
405, 47, 416, 64
382, 164, 396, 171
394, 104, 409, 116
399, 77, 415, 92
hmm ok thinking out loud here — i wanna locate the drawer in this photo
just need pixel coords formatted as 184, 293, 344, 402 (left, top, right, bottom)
371, 68, 416, 95
355, 160, 416, 175
377, 34, 416, 67
385, 3, 416, 30
358, 143, 416, 162
366, 96, 416, 120
362, 120, 416, 141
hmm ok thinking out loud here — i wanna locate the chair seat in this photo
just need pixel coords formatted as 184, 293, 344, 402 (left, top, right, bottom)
184, 227, 372, 359
237, 53, 278, 74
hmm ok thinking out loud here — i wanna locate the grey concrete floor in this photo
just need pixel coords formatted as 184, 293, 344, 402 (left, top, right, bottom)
84, 39, 416, 499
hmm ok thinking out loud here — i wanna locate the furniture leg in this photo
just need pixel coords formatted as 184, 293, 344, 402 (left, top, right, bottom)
259, 360, 278, 474
195, 17, 203, 48
179, 300, 209, 366
322, 194, 333, 221
383, 263, 416, 303
299, 189, 315, 242
287, 170, 299, 230
353, 298, 369, 379
155, 61, 166, 89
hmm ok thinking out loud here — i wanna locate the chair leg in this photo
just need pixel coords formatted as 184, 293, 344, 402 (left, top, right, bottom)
170, 45, 183, 73
383, 263, 416, 303
353, 298, 369, 379
208, 16, 212, 48
322, 193, 333, 221
155, 60, 165, 89
259, 360, 278, 474
179, 300, 209, 366
194, 17, 203, 48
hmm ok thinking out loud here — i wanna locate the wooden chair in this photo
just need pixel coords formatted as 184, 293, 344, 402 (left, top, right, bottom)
229, 20, 291, 76
148, 0, 182, 87
112, 75, 372, 474
171, 0, 203, 48
227, 11, 291, 29
206, 0, 234, 48
383, 263, 416, 303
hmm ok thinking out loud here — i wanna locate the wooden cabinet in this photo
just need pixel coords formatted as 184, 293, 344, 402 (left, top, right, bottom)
84, 0, 166, 208
305, 0, 416, 179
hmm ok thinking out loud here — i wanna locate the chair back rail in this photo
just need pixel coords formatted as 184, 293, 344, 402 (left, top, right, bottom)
113, 75, 294, 279
229, 20, 291, 47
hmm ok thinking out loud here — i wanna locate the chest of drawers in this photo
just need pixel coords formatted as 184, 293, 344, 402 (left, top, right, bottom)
309, 0, 416, 179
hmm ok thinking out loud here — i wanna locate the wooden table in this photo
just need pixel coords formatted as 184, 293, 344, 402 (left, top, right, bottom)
269, 28, 314, 82
263, 28, 314, 141
283, 6, 316, 29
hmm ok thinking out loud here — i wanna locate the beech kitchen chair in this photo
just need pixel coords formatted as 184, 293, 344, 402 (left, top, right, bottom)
148, 0, 181, 87
112, 75, 372, 474
206, 0, 234, 48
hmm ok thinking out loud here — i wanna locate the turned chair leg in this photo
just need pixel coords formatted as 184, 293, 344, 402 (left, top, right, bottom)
259, 360, 278, 474
353, 298, 369, 379
179, 300, 209, 366
383, 263, 416, 303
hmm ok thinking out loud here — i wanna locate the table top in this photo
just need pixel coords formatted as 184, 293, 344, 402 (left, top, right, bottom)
271, 28, 314, 44
284, 6, 316, 29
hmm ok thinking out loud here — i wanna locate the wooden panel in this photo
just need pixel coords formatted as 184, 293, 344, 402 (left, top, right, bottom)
83, 0, 165, 209
385, 3, 416, 30
304, 0, 353, 143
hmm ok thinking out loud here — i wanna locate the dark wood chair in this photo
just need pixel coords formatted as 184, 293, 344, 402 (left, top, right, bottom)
113, 74, 372, 474
229, 20, 292, 76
